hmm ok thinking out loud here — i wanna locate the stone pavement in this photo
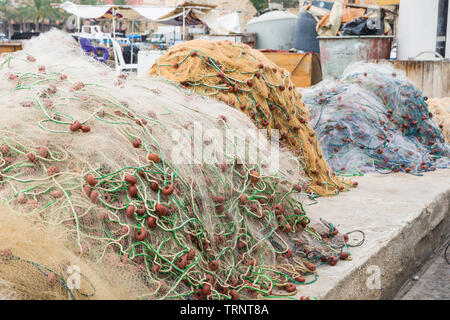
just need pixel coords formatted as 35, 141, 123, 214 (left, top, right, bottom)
396, 242, 450, 300
295, 169, 450, 299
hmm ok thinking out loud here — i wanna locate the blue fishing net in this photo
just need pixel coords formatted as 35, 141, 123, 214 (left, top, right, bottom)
302, 62, 450, 176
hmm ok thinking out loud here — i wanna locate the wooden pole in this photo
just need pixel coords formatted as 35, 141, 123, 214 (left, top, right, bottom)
182, 8, 186, 41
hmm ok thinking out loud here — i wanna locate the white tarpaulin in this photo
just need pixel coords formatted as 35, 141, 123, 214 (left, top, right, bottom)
133, 7, 174, 21
59, 2, 111, 19
57, 2, 239, 33
59, 2, 207, 24
201, 12, 241, 35
58, 2, 174, 21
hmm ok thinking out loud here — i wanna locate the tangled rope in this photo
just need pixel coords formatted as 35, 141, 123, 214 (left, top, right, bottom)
302, 63, 449, 176
150, 40, 355, 197
0, 30, 356, 300
0, 249, 95, 300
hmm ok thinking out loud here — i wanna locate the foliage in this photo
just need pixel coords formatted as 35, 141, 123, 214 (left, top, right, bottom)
1, 0, 67, 25
79, 0, 105, 4
272, 0, 300, 8
250, 0, 299, 11
250, 0, 268, 11
0, 0, 17, 20
21, 0, 66, 23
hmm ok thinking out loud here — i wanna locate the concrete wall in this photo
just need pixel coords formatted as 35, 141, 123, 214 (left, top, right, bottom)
398, 0, 449, 60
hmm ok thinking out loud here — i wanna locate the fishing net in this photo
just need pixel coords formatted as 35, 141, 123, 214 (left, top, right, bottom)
301, 62, 450, 175
0, 205, 151, 300
427, 98, 450, 143
0, 277, 18, 300
149, 40, 353, 197
0, 30, 352, 300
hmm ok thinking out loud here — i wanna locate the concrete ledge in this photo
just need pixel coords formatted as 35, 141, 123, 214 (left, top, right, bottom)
297, 170, 450, 300
396, 239, 450, 299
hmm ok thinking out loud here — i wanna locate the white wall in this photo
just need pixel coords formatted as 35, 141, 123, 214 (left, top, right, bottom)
397, 0, 442, 60
447, 3, 450, 59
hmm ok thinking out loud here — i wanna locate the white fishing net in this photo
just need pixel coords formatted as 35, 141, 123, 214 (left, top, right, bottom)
0, 30, 350, 300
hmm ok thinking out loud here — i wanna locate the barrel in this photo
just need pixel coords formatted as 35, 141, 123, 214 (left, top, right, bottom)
293, 1, 334, 53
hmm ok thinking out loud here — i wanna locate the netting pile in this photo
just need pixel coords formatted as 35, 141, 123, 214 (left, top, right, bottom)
0, 205, 150, 300
427, 98, 450, 143
0, 30, 352, 300
150, 40, 353, 197
301, 62, 450, 175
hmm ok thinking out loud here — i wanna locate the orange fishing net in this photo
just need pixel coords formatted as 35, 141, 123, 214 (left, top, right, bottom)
428, 98, 450, 143
150, 40, 353, 196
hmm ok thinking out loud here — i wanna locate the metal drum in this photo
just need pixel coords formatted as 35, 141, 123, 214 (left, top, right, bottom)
246, 11, 298, 51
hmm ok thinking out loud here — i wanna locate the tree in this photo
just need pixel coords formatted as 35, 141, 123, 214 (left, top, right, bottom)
0, 0, 18, 37
272, 0, 300, 8
18, 0, 67, 32
250, 0, 268, 12
79, 0, 106, 4
250, 0, 300, 11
